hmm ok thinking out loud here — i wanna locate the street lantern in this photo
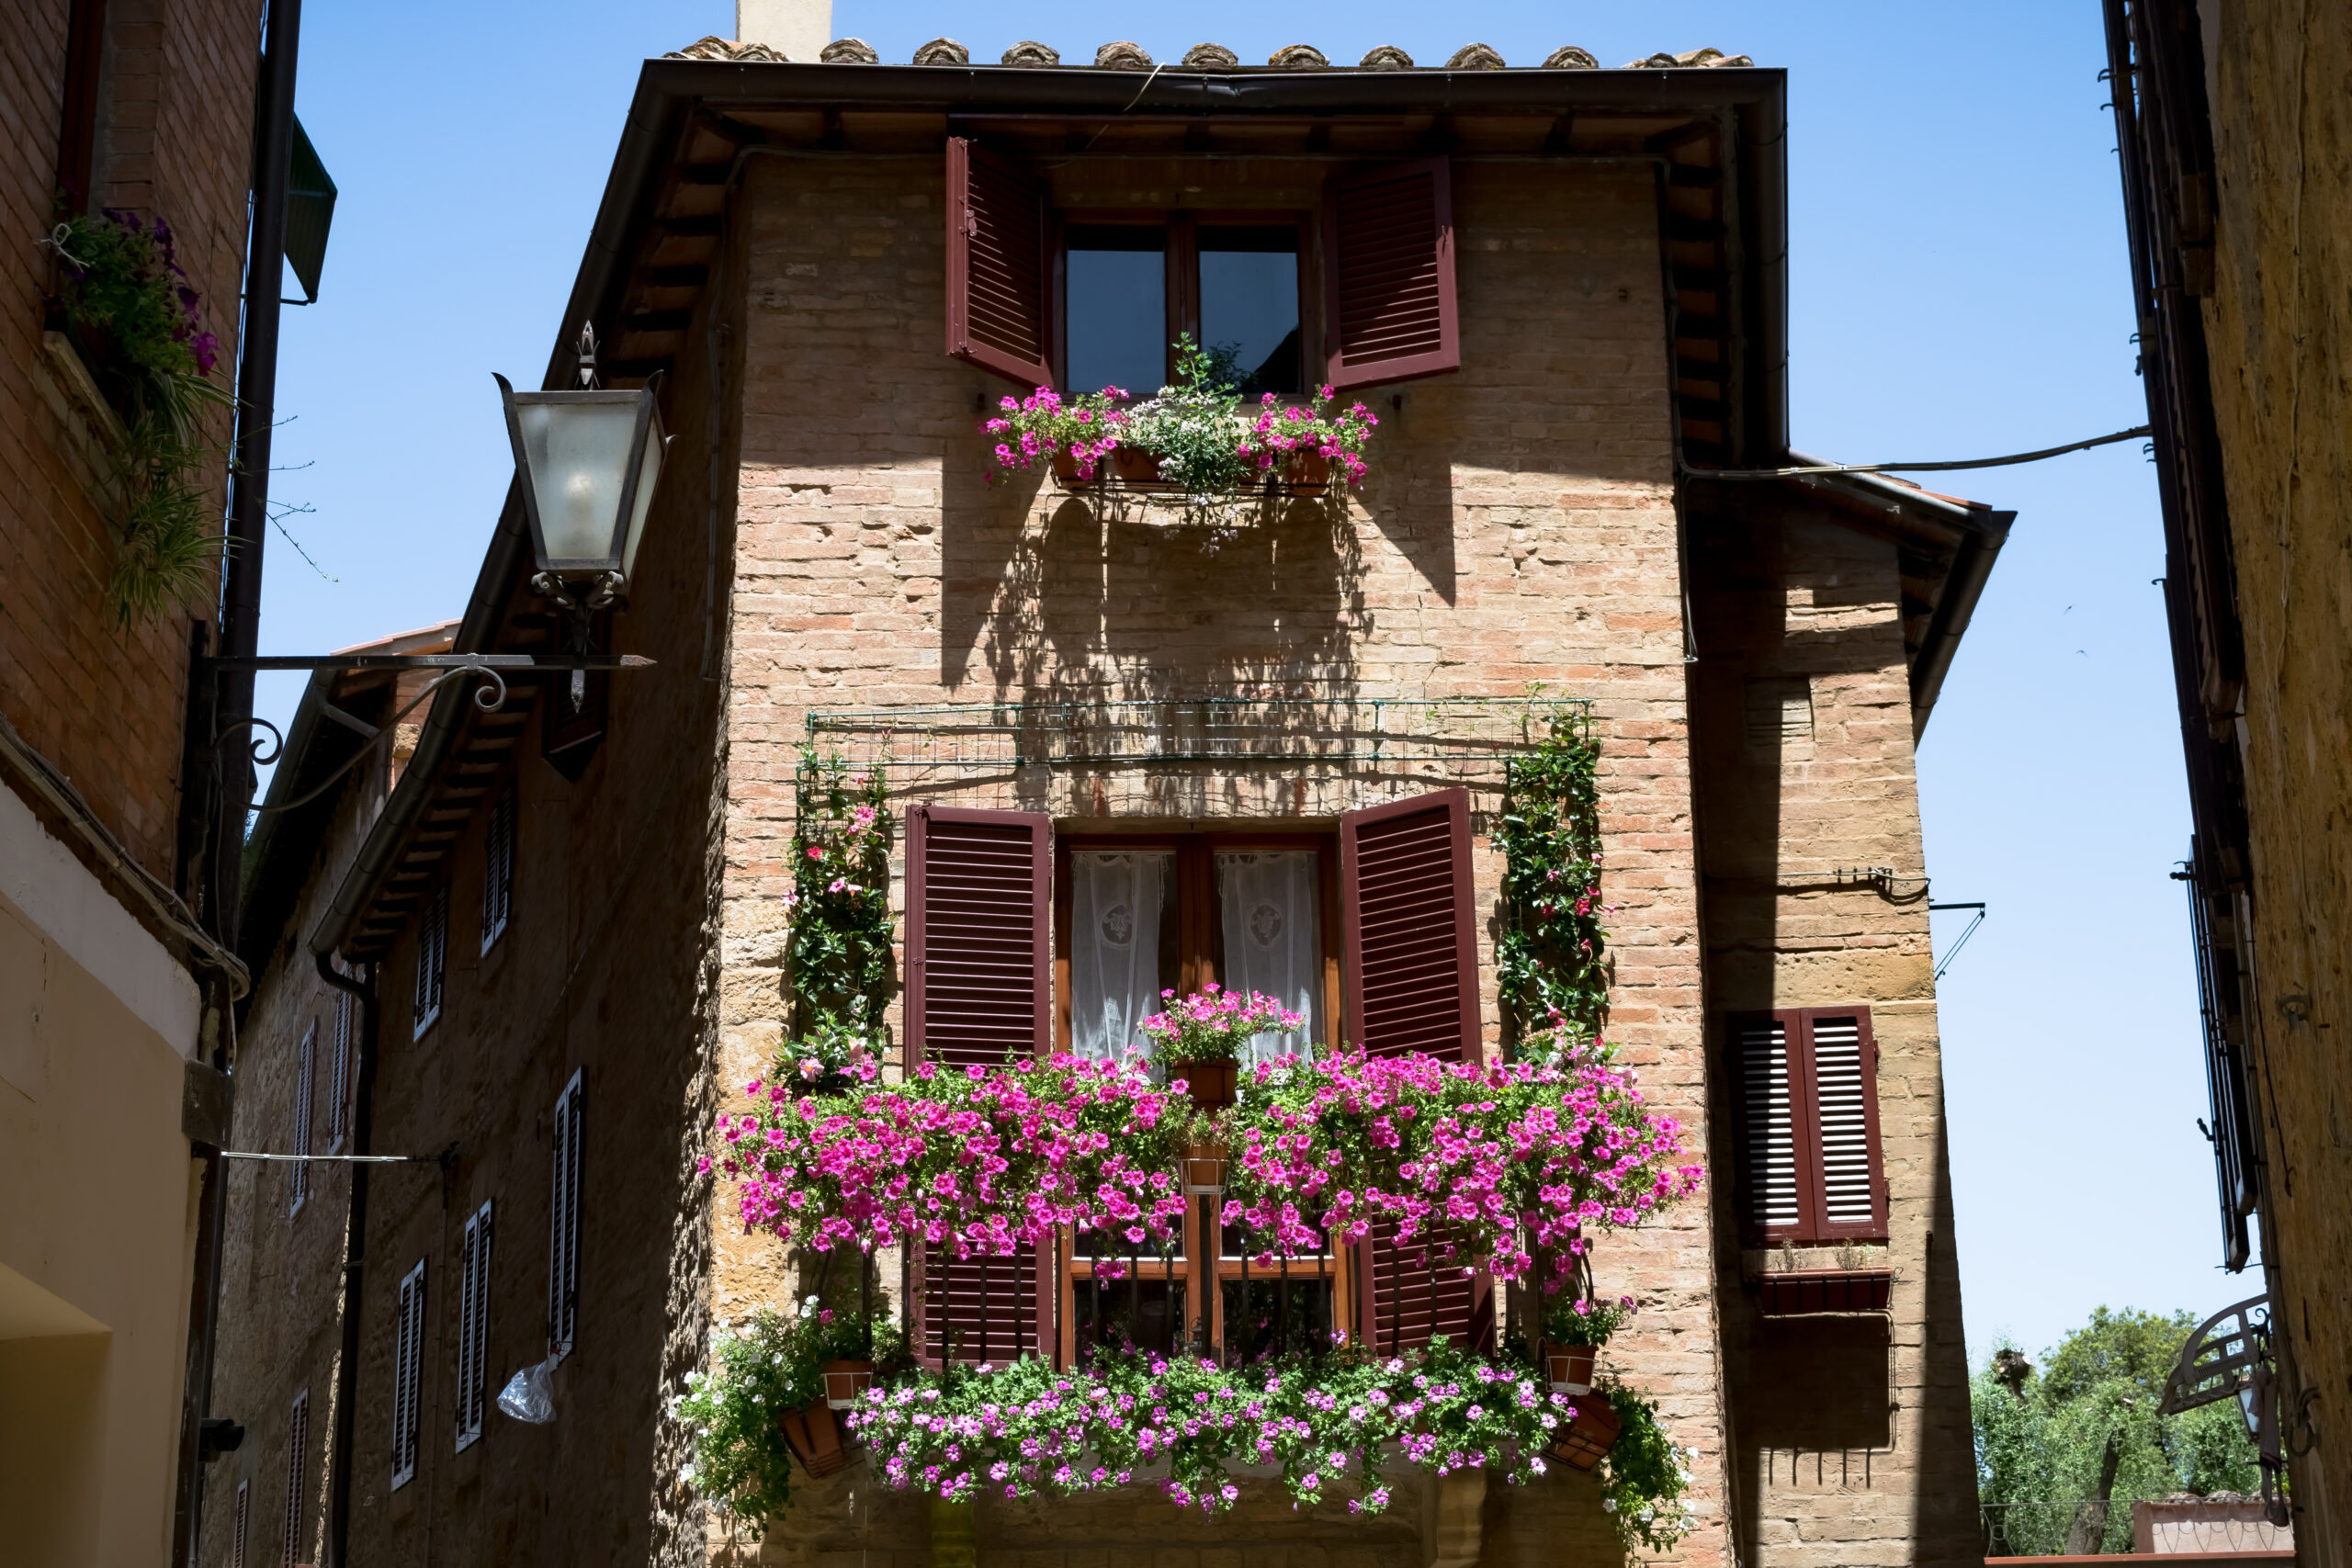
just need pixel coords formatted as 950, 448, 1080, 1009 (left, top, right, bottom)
494, 323, 666, 616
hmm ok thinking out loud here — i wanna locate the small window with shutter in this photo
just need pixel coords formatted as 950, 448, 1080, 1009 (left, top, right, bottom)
281, 1389, 307, 1567
413, 886, 447, 1040
455, 1199, 493, 1451
1339, 788, 1491, 1353
232, 1478, 250, 1568
481, 784, 515, 953
548, 1071, 583, 1359
326, 979, 353, 1152
290, 1021, 316, 1216
1726, 1008, 1888, 1244
945, 141, 1459, 395
391, 1263, 424, 1489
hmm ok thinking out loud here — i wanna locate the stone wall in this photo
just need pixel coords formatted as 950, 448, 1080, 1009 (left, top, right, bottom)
0, 0, 258, 879
1687, 505, 1978, 1564
716, 152, 1739, 1565
2199, 0, 2352, 1556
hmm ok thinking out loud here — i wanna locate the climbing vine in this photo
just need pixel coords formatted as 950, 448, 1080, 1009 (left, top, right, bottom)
1495, 706, 1608, 1050
785, 749, 893, 1043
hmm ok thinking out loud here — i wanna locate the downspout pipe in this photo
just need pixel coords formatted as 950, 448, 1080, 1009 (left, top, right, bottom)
176, 9, 303, 1559
210, 0, 303, 946
316, 952, 377, 1568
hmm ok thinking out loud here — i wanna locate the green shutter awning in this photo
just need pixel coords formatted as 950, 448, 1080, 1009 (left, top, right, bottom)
285, 116, 337, 303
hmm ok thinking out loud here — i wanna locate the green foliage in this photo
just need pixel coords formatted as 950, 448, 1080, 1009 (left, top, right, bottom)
1495, 707, 1608, 1047
786, 750, 893, 1037
1543, 1292, 1636, 1349
1593, 1380, 1700, 1552
1973, 1307, 2263, 1555
674, 1303, 908, 1540
48, 208, 232, 625
1125, 333, 1255, 492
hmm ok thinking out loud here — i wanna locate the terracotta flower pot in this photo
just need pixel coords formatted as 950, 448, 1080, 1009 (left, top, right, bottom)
1169, 1059, 1236, 1110
1111, 446, 1163, 484
1281, 448, 1331, 488
1049, 447, 1082, 483
1544, 1342, 1597, 1395
777, 1398, 852, 1477
1551, 1395, 1623, 1472
820, 1359, 875, 1410
1181, 1140, 1230, 1190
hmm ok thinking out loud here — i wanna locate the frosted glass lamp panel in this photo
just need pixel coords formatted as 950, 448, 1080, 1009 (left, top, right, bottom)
621, 403, 664, 581
1069, 852, 1172, 1062
515, 400, 640, 565
1216, 851, 1320, 1063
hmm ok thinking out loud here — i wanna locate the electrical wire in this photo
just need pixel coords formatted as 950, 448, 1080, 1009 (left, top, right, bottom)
1684, 424, 2153, 480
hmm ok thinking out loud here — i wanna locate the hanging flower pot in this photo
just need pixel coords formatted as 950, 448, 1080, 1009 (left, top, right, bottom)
1182, 1140, 1230, 1190
1551, 1395, 1623, 1472
1280, 448, 1331, 489
1111, 446, 1163, 485
1049, 447, 1083, 484
1544, 1342, 1597, 1395
1169, 1060, 1236, 1110
820, 1359, 875, 1410
777, 1399, 853, 1477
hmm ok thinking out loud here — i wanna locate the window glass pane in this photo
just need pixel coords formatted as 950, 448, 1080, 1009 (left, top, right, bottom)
1069, 851, 1175, 1062
1066, 224, 1166, 395
1200, 226, 1301, 397
1215, 851, 1320, 1060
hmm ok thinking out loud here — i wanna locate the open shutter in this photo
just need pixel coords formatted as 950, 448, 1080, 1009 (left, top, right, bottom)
1340, 787, 1490, 1351
1803, 1010, 1887, 1240
1727, 1008, 1886, 1243
945, 139, 1053, 389
906, 806, 1052, 1366
1321, 157, 1460, 390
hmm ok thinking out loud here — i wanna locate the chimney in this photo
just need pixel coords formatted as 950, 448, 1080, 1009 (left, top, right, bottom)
737, 0, 832, 61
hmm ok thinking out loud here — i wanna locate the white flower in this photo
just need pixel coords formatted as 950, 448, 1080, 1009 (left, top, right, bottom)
1601, 1498, 1618, 1514
681, 1465, 698, 1483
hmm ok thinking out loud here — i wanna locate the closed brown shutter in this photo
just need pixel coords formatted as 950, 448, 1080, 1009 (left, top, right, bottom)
1725, 1008, 1887, 1243
1340, 787, 1491, 1350
906, 806, 1052, 1365
945, 139, 1053, 389
1320, 157, 1460, 391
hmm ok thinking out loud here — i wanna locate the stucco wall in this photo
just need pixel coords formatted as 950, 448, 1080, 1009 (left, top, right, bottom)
2198, 0, 2352, 1555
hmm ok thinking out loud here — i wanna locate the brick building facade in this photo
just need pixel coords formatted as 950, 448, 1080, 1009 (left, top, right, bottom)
2, 5, 263, 1566
209, 42, 2002, 1568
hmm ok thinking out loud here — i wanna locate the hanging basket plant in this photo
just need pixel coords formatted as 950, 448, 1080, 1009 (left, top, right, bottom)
43, 207, 232, 625
986, 335, 1379, 514
1137, 985, 1303, 1110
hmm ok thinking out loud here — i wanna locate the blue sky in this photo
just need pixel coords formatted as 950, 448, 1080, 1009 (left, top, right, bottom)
250, 0, 2233, 1366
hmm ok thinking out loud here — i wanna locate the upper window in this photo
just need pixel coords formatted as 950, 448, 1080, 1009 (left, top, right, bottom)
946, 140, 1457, 395
481, 784, 515, 954
548, 1071, 583, 1359
391, 1263, 424, 1490
1061, 220, 1305, 399
413, 886, 447, 1040
455, 1199, 493, 1451
289, 1021, 316, 1216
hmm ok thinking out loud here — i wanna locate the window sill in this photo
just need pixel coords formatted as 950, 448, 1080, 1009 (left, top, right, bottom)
1750, 1268, 1893, 1316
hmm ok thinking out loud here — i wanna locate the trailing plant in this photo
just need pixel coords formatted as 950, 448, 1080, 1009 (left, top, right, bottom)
674, 1301, 909, 1540
1137, 984, 1303, 1064
978, 334, 1379, 495
1591, 1380, 1701, 1552
707, 1054, 1195, 1269
1544, 1292, 1637, 1348
775, 1003, 882, 1097
845, 1338, 1570, 1516
785, 749, 892, 1031
1216, 1045, 1705, 1292
45, 207, 232, 624
1495, 708, 1608, 1047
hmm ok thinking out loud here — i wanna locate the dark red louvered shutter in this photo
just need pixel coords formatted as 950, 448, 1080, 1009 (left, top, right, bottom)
906, 806, 1053, 1366
1726, 1008, 1887, 1244
945, 139, 1053, 389
1321, 157, 1460, 391
1340, 787, 1491, 1351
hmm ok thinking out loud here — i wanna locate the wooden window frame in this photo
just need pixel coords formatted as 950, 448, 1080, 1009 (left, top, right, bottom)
548, 1070, 583, 1359
1724, 1006, 1889, 1245
325, 979, 353, 1152
412, 886, 447, 1041
391, 1264, 424, 1490
481, 783, 515, 954
281, 1389, 307, 1568
290, 1020, 316, 1216
1050, 831, 1348, 1365
1049, 211, 1319, 396
455, 1199, 493, 1452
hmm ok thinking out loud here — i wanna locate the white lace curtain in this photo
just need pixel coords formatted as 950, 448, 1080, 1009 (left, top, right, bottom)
1215, 850, 1321, 1063
1068, 851, 1170, 1061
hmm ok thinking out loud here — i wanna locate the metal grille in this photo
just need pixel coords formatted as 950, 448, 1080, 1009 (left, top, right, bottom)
804, 694, 1590, 779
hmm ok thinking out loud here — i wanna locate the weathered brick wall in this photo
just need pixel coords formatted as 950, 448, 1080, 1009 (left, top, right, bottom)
2199, 0, 2352, 1557
715, 153, 1742, 1564
0, 0, 255, 879
1686, 509, 1978, 1564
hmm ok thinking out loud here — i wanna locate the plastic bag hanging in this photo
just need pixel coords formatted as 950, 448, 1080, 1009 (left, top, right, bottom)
496, 1354, 558, 1423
